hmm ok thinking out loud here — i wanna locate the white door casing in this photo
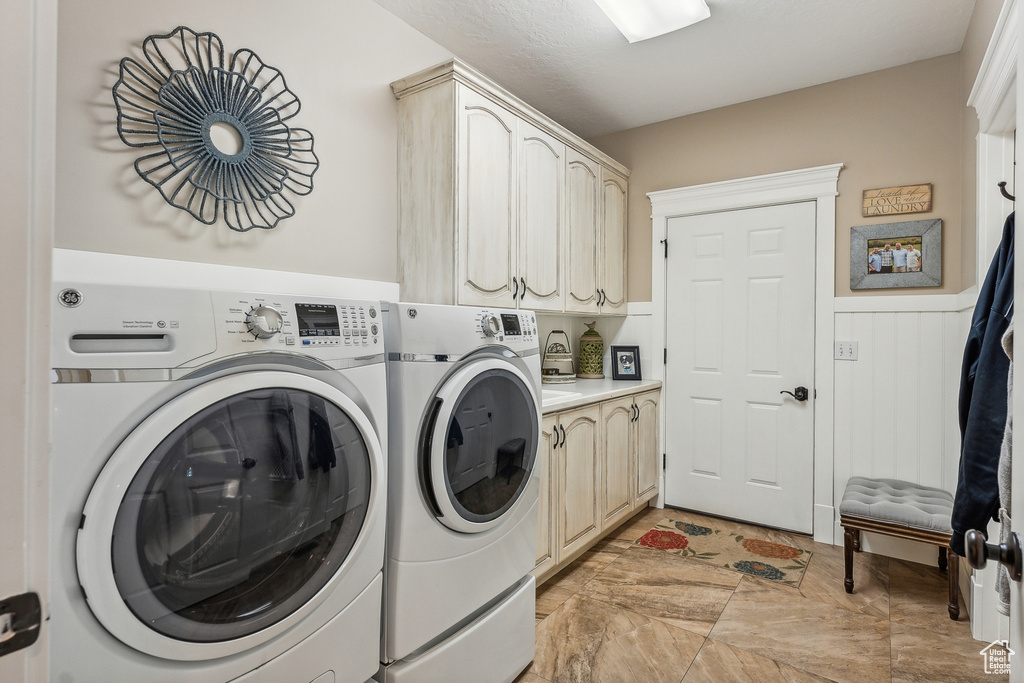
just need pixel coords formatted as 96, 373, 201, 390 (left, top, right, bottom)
649, 163, 841, 543
1, 0, 55, 680
664, 202, 816, 533
1005, 0, 1024, 673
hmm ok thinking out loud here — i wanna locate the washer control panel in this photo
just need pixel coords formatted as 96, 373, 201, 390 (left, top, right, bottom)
216, 292, 381, 356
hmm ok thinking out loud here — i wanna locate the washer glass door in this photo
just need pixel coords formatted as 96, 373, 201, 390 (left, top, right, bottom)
77, 371, 380, 659
426, 357, 539, 533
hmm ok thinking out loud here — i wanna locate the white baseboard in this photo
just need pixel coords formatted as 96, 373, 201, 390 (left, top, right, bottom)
814, 505, 834, 544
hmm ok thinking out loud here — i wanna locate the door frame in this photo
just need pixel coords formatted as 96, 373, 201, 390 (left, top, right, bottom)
1, 0, 55, 680
965, 0, 1017, 645
648, 163, 843, 544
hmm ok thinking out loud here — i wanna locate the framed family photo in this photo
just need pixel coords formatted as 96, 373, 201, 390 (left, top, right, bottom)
611, 346, 642, 380
849, 218, 942, 290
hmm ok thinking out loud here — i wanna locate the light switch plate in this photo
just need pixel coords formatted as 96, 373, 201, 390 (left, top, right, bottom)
834, 341, 858, 360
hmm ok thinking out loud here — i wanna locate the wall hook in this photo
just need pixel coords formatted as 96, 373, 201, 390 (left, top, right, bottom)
998, 181, 1015, 202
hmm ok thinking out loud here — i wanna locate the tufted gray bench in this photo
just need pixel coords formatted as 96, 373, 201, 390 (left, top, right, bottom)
839, 476, 959, 620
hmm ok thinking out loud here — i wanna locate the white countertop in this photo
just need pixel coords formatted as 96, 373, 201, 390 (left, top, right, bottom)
540, 378, 662, 413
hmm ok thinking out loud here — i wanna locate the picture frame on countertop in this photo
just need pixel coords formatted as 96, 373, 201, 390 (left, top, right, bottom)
611, 345, 642, 380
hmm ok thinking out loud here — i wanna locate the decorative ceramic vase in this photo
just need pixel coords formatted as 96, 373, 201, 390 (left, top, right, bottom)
577, 322, 604, 379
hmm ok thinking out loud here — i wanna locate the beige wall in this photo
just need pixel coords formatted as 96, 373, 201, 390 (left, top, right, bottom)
591, 54, 967, 301
56, 0, 451, 283
958, 0, 1005, 289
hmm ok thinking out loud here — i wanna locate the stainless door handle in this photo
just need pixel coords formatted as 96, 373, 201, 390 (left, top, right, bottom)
965, 528, 1023, 581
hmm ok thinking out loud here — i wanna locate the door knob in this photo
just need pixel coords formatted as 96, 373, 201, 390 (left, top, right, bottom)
965, 528, 1023, 581
780, 386, 809, 401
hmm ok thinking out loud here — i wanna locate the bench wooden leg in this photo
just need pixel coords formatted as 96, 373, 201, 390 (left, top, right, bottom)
938, 545, 947, 572
844, 527, 856, 594
947, 549, 960, 620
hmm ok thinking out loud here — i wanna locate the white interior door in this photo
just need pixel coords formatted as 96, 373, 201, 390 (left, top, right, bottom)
664, 202, 816, 533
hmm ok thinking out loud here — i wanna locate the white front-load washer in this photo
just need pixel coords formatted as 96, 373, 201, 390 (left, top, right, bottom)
49, 279, 388, 683
379, 303, 541, 683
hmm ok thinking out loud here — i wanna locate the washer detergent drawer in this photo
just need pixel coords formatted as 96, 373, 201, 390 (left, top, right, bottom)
382, 575, 535, 683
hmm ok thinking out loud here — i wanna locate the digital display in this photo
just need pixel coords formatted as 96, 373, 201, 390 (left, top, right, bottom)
295, 303, 340, 337
500, 313, 521, 336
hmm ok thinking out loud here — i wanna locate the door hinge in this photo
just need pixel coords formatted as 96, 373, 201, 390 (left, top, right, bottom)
660, 238, 668, 258
0, 592, 41, 658
663, 453, 667, 470
663, 348, 667, 364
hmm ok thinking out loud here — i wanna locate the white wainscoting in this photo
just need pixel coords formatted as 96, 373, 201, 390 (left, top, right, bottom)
832, 306, 969, 506
832, 292, 1004, 638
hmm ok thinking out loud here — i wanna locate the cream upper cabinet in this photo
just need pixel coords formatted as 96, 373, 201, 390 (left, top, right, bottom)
600, 169, 628, 313
518, 121, 564, 312
600, 396, 633, 530
565, 149, 601, 313
457, 87, 519, 307
566, 154, 628, 314
633, 390, 661, 507
392, 60, 629, 312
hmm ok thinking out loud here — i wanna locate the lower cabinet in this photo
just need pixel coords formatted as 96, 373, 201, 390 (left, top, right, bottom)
534, 388, 661, 584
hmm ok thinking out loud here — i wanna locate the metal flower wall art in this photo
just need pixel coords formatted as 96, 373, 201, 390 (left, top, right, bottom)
113, 26, 319, 231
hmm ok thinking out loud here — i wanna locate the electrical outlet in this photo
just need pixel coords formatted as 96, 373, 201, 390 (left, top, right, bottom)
834, 341, 859, 361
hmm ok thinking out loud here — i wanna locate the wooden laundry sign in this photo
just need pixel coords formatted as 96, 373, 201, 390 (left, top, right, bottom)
862, 184, 932, 217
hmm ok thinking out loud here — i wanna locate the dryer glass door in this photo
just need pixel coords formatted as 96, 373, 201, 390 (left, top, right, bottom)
77, 371, 381, 657
426, 357, 539, 533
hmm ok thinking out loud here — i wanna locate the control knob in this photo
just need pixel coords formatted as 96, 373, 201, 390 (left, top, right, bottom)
246, 305, 284, 339
481, 312, 502, 337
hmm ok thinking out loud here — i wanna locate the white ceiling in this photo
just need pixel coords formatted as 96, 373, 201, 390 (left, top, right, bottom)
373, 0, 977, 139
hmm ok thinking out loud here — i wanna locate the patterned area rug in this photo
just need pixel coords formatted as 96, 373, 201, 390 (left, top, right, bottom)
635, 517, 811, 587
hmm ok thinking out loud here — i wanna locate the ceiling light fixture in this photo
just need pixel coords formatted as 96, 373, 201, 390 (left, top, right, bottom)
593, 0, 710, 43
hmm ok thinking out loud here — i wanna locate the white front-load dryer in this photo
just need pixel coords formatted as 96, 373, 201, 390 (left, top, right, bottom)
379, 303, 541, 683
49, 280, 387, 683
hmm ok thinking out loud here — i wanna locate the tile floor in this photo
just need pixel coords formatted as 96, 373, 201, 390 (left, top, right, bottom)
516, 507, 1006, 683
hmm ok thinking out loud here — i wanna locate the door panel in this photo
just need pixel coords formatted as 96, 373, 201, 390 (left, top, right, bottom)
600, 397, 632, 529
534, 415, 558, 575
600, 169, 628, 312
557, 405, 600, 559
519, 122, 564, 311
665, 202, 816, 533
634, 391, 660, 505
565, 149, 599, 312
457, 88, 517, 306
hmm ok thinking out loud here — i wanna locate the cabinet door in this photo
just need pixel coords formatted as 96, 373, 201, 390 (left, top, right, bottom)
519, 122, 565, 312
633, 390, 661, 508
557, 404, 601, 560
457, 86, 518, 307
600, 396, 633, 530
565, 148, 600, 313
600, 168, 628, 313
534, 414, 558, 577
